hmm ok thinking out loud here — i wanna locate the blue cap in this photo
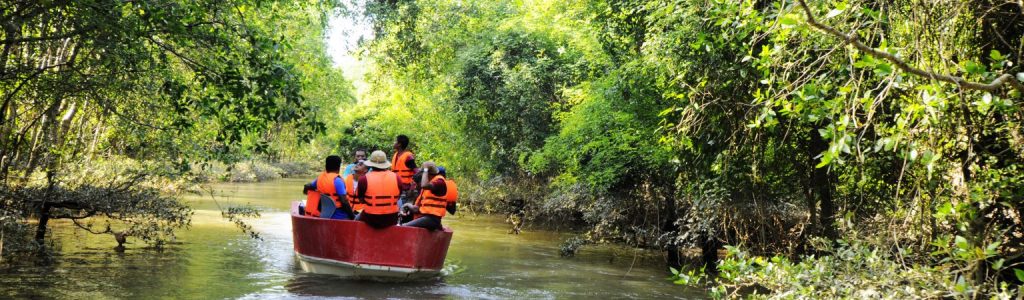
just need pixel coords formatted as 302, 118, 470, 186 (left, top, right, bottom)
437, 166, 447, 177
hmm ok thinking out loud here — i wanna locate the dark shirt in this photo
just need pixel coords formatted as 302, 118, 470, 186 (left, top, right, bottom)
404, 155, 417, 170
421, 176, 446, 197
356, 212, 398, 228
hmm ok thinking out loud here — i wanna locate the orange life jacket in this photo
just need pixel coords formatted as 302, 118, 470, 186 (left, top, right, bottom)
305, 191, 322, 217
305, 171, 343, 217
415, 175, 448, 218
444, 178, 458, 204
344, 174, 364, 212
391, 150, 415, 186
362, 170, 400, 215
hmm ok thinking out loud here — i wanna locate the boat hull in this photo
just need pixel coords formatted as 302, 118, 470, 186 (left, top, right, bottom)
290, 202, 453, 279
295, 252, 441, 279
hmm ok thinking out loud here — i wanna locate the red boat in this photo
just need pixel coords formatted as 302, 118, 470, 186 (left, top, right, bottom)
290, 201, 454, 279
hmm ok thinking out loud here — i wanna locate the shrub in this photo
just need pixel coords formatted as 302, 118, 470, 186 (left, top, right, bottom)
675, 225, 1024, 299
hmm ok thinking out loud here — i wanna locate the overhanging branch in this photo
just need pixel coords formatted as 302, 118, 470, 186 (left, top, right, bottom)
0, 28, 90, 45
795, 0, 1024, 94
71, 219, 111, 235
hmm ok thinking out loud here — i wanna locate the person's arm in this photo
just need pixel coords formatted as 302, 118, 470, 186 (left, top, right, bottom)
333, 177, 354, 218
406, 155, 417, 170
419, 169, 432, 189
303, 179, 316, 195
401, 202, 417, 215
446, 202, 457, 214
408, 170, 420, 190
334, 177, 346, 196
402, 194, 420, 215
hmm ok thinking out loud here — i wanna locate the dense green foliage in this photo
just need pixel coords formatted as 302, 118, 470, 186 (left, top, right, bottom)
347, 0, 1024, 297
0, 0, 350, 255
2, 0, 1021, 296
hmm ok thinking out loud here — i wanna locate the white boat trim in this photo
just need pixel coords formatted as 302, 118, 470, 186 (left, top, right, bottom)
295, 252, 441, 279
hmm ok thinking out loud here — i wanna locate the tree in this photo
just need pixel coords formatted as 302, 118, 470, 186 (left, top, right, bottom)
0, 0, 345, 255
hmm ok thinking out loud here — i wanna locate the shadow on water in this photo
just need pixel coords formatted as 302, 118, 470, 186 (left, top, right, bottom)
1, 178, 706, 299
281, 273, 444, 299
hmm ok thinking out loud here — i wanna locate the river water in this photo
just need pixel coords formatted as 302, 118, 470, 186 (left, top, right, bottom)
0, 178, 704, 299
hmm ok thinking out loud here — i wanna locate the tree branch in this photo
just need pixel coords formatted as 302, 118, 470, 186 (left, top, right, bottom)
795, 0, 1024, 94
0, 28, 92, 45
143, 36, 214, 74
51, 210, 96, 220
71, 219, 111, 235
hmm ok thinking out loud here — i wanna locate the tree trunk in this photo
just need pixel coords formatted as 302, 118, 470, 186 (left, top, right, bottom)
25, 97, 63, 176
23, 114, 47, 175
700, 230, 720, 275
808, 126, 837, 239
34, 202, 50, 244
663, 194, 681, 270
35, 169, 58, 246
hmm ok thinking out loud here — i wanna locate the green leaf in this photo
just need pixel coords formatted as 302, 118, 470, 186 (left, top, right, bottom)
861, 7, 880, 19
825, 9, 844, 19
954, 236, 969, 250
964, 61, 986, 75
874, 62, 893, 76
816, 153, 832, 168
934, 202, 952, 219
992, 258, 1004, 270
1015, 268, 1024, 283
985, 241, 1001, 256
779, 14, 800, 26
853, 55, 875, 68
989, 49, 1005, 61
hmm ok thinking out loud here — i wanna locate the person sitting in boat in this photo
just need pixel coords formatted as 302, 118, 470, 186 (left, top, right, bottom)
341, 149, 366, 178
344, 160, 367, 214
302, 155, 354, 219
355, 150, 402, 228
400, 161, 448, 231
438, 166, 458, 215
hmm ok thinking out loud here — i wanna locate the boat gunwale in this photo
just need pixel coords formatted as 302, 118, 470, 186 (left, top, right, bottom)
289, 201, 454, 234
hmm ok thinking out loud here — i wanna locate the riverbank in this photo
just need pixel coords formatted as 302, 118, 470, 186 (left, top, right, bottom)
0, 157, 316, 258
191, 160, 317, 183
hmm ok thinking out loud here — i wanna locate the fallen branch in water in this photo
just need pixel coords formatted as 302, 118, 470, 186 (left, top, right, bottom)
795, 0, 1024, 94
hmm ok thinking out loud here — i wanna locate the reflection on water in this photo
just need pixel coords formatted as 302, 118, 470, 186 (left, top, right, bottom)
0, 178, 704, 299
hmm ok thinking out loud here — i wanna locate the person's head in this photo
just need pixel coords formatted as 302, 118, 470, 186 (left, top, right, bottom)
422, 161, 439, 176
325, 155, 342, 173
394, 135, 409, 151
437, 166, 447, 177
353, 149, 367, 162
353, 160, 368, 178
363, 150, 392, 170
